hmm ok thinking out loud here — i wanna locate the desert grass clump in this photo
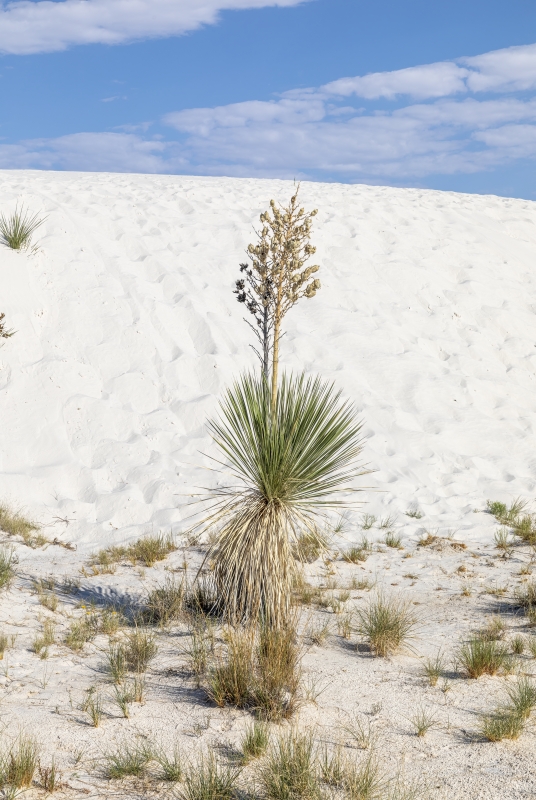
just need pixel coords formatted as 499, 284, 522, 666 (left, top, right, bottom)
457, 637, 509, 678
259, 729, 320, 800
342, 545, 368, 564
514, 581, 536, 612
293, 530, 329, 563
0, 735, 40, 790
422, 652, 445, 687
201, 371, 365, 626
512, 514, 536, 544
343, 754, 383, 800
0, 504, 42, 547
384, 531, 402, 549
144, 576, 185, 625
0, 547, 16, 591
355, 593, 418, 657
38, 759, 62, 793
105, 642, 127, 684
494, 527, 514, 558
478, 616, 507, 641
180, 752, 241, 800
105, 740, 153, 779
124, 628, 158, 673
207, 620, 302, 721
511, 634, 525, 655
240, 720, 270, 764
0, 205, 46, 251
478, 678, 536, 741
156, 744, 183, 782
409, 706, 437, 737
32, 619, 55, 657
486, 498, 527, 525
90, 532, 176, 571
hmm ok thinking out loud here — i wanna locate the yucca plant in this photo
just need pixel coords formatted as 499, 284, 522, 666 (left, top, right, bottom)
0, 205, 46, 251
200, 371, 365, 626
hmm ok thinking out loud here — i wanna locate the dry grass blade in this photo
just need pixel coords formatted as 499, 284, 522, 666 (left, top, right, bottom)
200, 371, 366, 626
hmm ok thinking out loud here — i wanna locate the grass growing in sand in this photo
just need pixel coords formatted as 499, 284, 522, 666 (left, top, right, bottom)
356, 593, 418, 657
457, 637, 509, 678
181, 752, 241, 800
0, 504, 44, 548
240, 720, 270, 764
90, 532, 176, 571
0, 735, 40, 791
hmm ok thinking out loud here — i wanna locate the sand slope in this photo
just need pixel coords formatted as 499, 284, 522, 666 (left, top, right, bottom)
1, 170, 536, 548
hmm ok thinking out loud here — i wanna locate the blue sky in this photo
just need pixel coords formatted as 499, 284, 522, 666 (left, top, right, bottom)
1, 0, 536, 197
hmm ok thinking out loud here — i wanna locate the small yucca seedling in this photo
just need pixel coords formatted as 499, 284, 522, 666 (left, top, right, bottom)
240, 720, 270, 764
422, 652, 445, 687
356, 593, 418, 657
0, 205, 46, 251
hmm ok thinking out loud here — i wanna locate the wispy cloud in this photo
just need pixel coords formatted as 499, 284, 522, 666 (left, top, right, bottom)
0, 0, 309, 55
3, 43, 536, 184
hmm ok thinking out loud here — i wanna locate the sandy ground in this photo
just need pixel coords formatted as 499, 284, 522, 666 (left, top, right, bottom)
0, 170, 536, 797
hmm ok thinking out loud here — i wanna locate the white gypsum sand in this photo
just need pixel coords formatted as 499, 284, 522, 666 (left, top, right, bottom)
0, 170, 534, 797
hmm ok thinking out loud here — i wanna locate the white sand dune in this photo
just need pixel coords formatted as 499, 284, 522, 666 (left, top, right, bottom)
1, 169, 536, 549
1, 170, 536, 798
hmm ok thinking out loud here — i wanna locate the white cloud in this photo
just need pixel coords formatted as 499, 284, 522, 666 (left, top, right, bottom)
0, 0, 308, 55
4, 42, 536, 183
322, 62, 469, 100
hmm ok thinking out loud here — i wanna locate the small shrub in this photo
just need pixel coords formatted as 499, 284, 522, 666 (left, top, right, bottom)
457, 638, 509, 678
409, 706, 437, 737
180, 752, 240, 800
0, 547, 17, 590
0, 205, 45, 251
105, 740, 153, 779
259, 729, 320, 800
0, 735, 40, 788
240, 720, 270, 764
156, 744, 183, 781
144, 577, 185, 625
355, 593, 418, 657
125, 629, 158, 673
384, 531, 402, 549
486, 500, 507, 520
422, 652, 445, 687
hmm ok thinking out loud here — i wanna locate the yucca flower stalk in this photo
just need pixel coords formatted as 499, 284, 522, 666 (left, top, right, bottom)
201, 371, 365, 626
